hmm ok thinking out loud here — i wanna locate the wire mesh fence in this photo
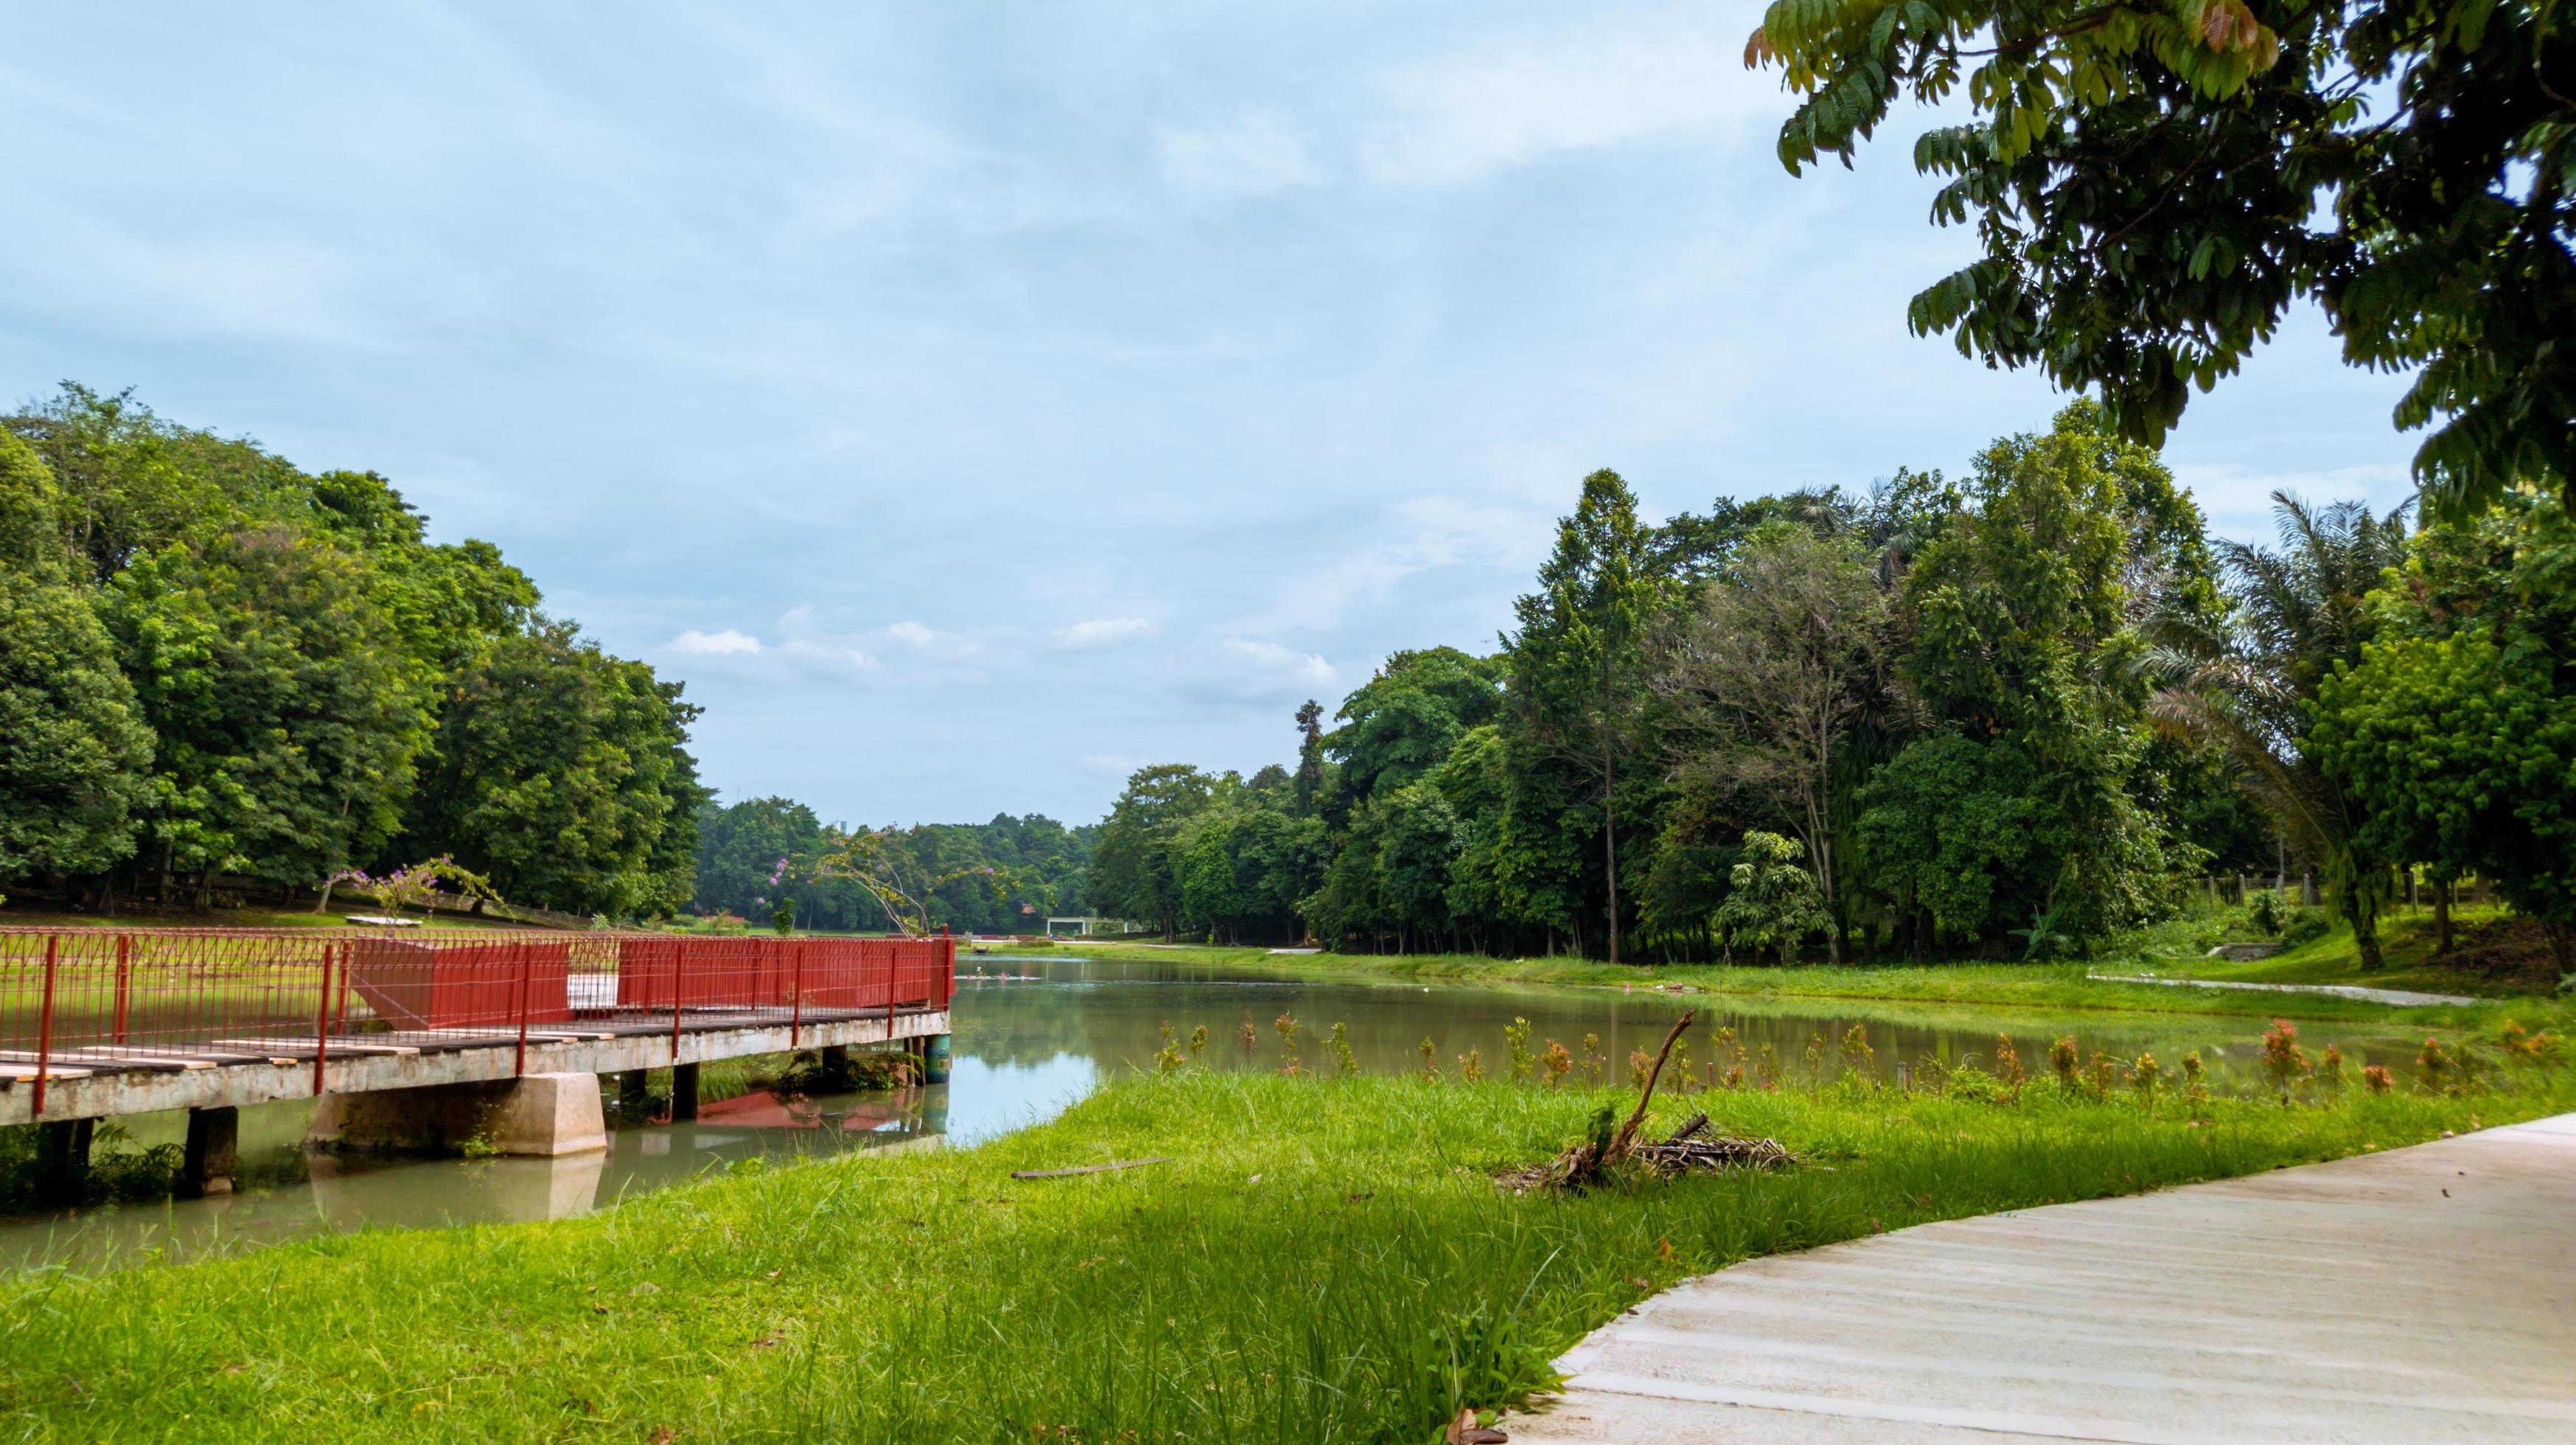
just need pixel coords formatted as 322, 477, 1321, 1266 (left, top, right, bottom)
0, 928, 956, 1116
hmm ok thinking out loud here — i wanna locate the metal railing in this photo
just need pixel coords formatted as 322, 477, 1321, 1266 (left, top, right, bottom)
0, 928, 957, 1117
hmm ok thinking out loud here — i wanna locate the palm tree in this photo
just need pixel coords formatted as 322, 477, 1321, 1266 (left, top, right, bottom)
2149, 492, 2412, 967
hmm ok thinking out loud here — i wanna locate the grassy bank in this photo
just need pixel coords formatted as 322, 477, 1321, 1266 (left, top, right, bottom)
6, 1062, 2565, 1441
1013, 905, 2572, 1034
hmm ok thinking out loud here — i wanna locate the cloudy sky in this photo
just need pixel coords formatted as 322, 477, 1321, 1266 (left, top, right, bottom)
1, 3, 2420, 827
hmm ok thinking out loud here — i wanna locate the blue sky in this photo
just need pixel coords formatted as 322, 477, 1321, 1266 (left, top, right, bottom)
1, 4, 2422, 828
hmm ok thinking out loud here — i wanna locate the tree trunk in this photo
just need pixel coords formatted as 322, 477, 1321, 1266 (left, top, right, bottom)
2432, 878, 2453, 954
2349, 892, 2383, 971
1602, 726, 1621, 967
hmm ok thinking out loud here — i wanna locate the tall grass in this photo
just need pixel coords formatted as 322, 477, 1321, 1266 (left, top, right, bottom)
4, 1060, 2563, 1442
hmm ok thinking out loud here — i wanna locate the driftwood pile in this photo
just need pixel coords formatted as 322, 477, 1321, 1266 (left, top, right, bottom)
1497, 1010, 1792, 1194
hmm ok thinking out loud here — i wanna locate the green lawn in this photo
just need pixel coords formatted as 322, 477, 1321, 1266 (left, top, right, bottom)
5, 1063, 2564, 1441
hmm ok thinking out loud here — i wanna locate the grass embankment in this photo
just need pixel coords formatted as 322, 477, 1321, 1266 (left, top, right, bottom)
1016, 902, 2571, 1034
6, 1063, 2565, 1441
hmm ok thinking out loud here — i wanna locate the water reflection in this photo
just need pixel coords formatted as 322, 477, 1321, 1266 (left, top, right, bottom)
1, 951, 2432, 1271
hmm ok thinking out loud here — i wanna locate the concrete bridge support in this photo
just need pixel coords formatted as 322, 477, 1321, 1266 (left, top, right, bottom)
35, 1118, 92, 1205
307, 1073, 607, 1157
669, 1062, 700, 1121
180, 1106, 239, 1197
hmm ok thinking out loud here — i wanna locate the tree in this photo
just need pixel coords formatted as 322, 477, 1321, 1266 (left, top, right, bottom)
0, 436, 152, 891
1893, 402, 2191, 945
101, 527, 430, 899
1292, 700, 1328, 815
2151, 493, 2414, 965
1659, 525, 1896, 961
1508, 470, 1664, 962
1327, 647, 1504, 801
2313, 495, 2576, 970
1086, 764, 1216, 935
1751, 0, 2576, 520
401, 619, 698, 917
1714, 831, 1832, 965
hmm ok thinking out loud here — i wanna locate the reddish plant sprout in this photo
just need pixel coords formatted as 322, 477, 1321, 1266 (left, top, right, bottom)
2261, 1019, 2314, 1098
2132, 1052, 2162, 1109
2318, 1045, 2346, 1093
2088, 1052, 2118, 1098
2363, 1062, 2395, 1095
1419, 1036, 1439, 1081
1274, 1012, 1302, 1076
1540, 1039, 1573, 1087
1459, 1048, 1484, 1083
2049, 1036, 2081, 1090
1994, 1035, 2026, 1094
1840, 1023, 1876, 1080
2417, 1037, 2452, 1093
1581, 1033, 1605, 1084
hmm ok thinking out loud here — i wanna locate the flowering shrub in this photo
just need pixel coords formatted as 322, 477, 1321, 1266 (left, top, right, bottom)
2261, 1019, 2314, 1098
2049, 1036, 2081, 1090
2363, 1063, 2395, 1094
1540, 1040, 1572, 1088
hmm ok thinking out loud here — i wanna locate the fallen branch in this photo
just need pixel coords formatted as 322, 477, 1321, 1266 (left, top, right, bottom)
1605, 1010, 1697, 1167
1010, 1157, 1173, 1180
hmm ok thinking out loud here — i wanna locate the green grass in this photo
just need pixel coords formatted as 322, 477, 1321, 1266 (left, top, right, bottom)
4, 1065, 2564, 1441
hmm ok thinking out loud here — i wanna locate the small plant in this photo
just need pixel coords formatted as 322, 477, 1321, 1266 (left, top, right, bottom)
1330, 1021, 1359, 1076
1799, 1031, 1828, 1084
2181, 1051, 2210, 1121
2416, 1036, 2451, 1093
1238, 1020, 1258, 1051
1756, 1043, 1781, 1091
2131, 1052, 2161, 1110
1994, 1035, 2025, 1095
1944, 1063, 2008, 1103
1628, 1048, 1652, 1089
2261, 1019, 2313, 1098
1502, 1017, 1535, 1081
1839, 1023, 1875, 1082
1580, 1033, 1605, 1084
2363, 1062, 2395, 1094
1155, 1023, 1184, 1075
1669, 1033, 1694, 1093
2008, 897, 2076, 961
2318, 1045, 2345, 1094
1459, 1048, 1484, 1083
1274, 1013, 1303, 1076
2247, 888, 2285, 936
1188, 1025, 1209, 1059
2049, 1036, 2080, 1090
1540, 1040, 1572, 1087
771, 895, 797, 935
459, 1133, 502, 1160
1420, 1036, 1439, 1080
2088, 1052, 2118, 1098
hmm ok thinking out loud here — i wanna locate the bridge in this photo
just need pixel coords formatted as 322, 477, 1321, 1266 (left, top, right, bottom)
0, 927, 954, 1200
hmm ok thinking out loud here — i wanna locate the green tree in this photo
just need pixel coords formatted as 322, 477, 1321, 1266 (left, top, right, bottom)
1507, 470, 1664, 962
1751, 0, 2576, 520
1327, 647, 1504, 802
0, 436, 153, 891
2313, 496, 2576, 970
402, 619, 698, 917
1658, 524, 1897, 960
100, 527, 430, 899
2152, 494, 2414, 966
1714, 830, 1832, 965
1087, 764, 1217, 936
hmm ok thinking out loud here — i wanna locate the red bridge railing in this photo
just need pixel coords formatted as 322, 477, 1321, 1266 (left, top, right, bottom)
0, 928, 957, 1117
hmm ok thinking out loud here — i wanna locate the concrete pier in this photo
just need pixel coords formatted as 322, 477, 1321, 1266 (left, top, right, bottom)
307, 1073, 608, 1157
179, 1105, 238, 1197
669, 1062, 699, 1121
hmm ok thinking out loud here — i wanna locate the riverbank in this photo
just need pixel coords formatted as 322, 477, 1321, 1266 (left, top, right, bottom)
1008, 909, 2572, 1035
6, 1065, 2563, 1439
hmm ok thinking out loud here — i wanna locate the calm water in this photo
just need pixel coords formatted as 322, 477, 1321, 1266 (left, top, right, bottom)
0, 953, 2430, 1270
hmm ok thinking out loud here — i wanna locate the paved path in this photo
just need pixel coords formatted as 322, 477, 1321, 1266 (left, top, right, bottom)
1514, 1113, 2576, 1443
2087, 972, 2479, 1007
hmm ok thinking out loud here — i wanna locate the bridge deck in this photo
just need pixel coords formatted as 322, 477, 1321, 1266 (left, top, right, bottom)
0, 1004, 952, 1126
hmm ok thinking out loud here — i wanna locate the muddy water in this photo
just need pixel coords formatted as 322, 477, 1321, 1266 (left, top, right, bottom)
0, 952, 2432, 1270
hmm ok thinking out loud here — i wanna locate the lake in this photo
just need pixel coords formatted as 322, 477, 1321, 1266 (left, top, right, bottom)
0, 951, 2432, 1270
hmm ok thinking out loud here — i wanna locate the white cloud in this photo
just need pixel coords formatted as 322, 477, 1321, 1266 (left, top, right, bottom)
1366, 4, 1776, 184
1157, 111, 1322, 197
885, 619, 939, 647
670, 628, 764, 655
1056, 616, 1152, 648
1221, 637, 1337, 690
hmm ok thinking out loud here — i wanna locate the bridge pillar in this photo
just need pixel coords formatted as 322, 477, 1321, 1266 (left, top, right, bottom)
922, 1033, 952, 1084
669, 1062, 700, 1121
307, 1074, 607, 1157
35, 1118, 93, 1205
179, 1105, 239, 1198
617, 1069, 649, 1114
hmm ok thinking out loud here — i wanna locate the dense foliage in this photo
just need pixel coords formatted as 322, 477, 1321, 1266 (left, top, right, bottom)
1083, 403, 2567, 965
1750, 0, 2575, 520
1084, 403, 2270, 959
0, 386, 705, 917
691, 798, 1094, 935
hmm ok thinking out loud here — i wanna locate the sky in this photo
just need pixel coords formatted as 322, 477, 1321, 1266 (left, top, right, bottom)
0, 3, 2425, 829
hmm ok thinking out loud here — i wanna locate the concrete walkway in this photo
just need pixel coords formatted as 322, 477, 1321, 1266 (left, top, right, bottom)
1514, 1113, 2576, 1444
2086, 972, 2479, 1008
